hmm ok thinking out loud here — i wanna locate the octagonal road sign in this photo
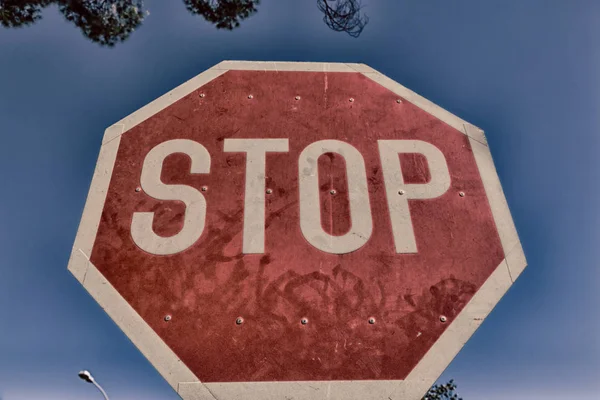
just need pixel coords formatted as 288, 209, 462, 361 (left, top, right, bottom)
67, 61, 527, 400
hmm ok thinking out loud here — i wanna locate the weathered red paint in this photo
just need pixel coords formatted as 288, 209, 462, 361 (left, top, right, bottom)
90, 71, 504, 382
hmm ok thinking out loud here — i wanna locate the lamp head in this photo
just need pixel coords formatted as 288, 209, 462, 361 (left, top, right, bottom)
78, 370, 94, 383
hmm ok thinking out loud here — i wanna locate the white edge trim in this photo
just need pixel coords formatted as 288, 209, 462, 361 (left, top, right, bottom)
468, 136, 526, 280
67, 127, 200, 392
68, 128, 122, 282
67, 61, 526, 400
84, 262, 198, 389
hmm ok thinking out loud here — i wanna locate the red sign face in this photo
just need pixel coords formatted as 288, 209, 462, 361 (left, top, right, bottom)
88, 68, 504, 383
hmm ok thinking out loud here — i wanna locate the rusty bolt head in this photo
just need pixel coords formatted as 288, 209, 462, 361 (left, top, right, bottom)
440, 316, 447, 323
301, 318, 308, 325
368, 317, 376, 324
164, 315, 172, 322
135, 187, 142, 193
266, 188, 273, 194
236, 317, 244, 325
459, 192, 465, 197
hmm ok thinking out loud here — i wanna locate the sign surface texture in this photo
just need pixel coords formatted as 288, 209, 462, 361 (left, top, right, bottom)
67, 61, 526, 400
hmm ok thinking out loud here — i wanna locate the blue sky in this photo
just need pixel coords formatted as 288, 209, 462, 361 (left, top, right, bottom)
1, 0, 599, 399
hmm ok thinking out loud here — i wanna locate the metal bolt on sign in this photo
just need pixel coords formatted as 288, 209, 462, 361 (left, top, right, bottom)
135, 187, 141, 192
300, 318, 308, 325
295, 96, 301, 100
266, 188, 273, 194
201, 186, 208, 192
330, 189, 337, 195
164, 315, 172, 322
236, 317, 244, 325
439, 316, 447, 323
459, 192, 465, 197
368, 317, 376, 324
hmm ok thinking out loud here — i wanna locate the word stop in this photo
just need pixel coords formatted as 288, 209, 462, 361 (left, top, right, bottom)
130, 139, 450, 256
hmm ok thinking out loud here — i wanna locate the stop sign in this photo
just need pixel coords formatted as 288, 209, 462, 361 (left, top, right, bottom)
68, 61, 526, 400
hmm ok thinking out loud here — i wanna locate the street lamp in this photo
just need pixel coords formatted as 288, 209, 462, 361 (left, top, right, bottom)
78, 370, 110, 400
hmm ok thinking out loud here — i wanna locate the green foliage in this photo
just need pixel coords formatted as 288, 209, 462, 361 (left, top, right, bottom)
1, 0, 368, 45
0, 0, 53, 28
422, 379, 463, 400
57, 0, 145, 47
0, 0, 145, 45
183, 0, 259, 30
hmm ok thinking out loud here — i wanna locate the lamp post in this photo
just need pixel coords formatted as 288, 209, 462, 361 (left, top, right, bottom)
78, 370, 109, 400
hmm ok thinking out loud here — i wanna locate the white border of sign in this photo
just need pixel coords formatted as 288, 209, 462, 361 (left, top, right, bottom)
67, 61, 527, 400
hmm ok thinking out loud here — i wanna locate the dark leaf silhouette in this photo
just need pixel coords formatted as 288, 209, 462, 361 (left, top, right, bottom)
317, 0, 368, 38
1, 0, 369, 45
183, 0, 259, 30
0, 0, 52, 27
422, 379, 463, 400
57, 0, 145, 47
